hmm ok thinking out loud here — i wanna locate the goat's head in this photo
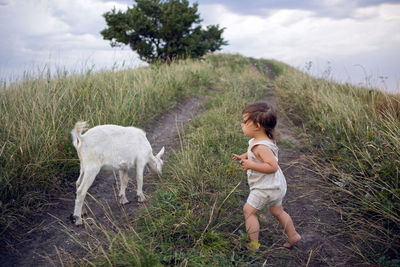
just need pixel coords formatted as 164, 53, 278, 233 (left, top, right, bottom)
155, 147, 165, 174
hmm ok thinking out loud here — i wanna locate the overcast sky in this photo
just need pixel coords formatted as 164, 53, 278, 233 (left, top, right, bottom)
0, 0, 399, 92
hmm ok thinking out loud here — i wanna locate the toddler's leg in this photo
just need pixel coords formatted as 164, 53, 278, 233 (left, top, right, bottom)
269, 205, 301, 248
243, 203, 260, 250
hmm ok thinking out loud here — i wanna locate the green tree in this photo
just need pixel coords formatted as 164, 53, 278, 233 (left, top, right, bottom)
101, 0, 228, 63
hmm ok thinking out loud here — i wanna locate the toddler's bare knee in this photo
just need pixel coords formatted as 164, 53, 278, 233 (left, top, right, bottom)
269, 206, 284, 218
243, 203, 257, 216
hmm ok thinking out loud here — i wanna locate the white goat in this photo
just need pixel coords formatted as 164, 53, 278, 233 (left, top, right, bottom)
70, 121, 164, 225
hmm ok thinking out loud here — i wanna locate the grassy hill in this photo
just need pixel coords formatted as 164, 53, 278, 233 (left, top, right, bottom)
1, 54, 399, 266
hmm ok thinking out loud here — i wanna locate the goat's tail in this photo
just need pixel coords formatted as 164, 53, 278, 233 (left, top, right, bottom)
71, 121, 88, 149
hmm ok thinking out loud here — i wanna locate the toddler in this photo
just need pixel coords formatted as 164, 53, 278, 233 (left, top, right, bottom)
232, 101, 301, 250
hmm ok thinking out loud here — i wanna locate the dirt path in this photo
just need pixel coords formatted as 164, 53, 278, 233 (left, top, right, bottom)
270, 108, 354, 266
259, 64, 359, 266
1, 96, 204, 267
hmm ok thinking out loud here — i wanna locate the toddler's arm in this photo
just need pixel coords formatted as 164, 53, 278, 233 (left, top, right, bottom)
240, 145, 278, 173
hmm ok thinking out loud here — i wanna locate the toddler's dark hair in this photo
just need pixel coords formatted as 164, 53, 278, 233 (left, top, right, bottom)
243, 101, 277, 140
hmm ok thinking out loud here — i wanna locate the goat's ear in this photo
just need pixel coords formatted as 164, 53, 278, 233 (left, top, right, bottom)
156, 147, 165, 159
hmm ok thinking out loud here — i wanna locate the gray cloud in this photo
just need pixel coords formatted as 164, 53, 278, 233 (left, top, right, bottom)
0, 0, 9, 6
191, 0, 400, 19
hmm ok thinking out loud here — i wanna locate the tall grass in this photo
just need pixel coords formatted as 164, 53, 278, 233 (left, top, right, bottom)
271, 61, 400, 264
4, 53, 399, 266
0, 59, 213, 238
70, 54, 297, 266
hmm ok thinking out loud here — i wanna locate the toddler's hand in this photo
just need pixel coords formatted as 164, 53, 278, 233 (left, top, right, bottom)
240, 157, 254, 171
232, 153, 244, 161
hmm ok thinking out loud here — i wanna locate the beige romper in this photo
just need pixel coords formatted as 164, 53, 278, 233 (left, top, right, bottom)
246, 139, 287, 210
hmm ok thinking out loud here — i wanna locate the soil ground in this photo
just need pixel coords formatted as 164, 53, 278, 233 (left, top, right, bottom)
0, 66, 365, 266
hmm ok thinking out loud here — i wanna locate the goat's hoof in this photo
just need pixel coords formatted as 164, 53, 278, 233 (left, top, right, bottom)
120, 199, 130, 205
137, 193, 146, 202
70, 214, 83, 226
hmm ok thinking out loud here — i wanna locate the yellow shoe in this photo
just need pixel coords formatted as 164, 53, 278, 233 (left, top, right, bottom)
247, 241, 260, 251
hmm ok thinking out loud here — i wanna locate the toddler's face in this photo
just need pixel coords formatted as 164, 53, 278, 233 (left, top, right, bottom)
241, 113, 259, 138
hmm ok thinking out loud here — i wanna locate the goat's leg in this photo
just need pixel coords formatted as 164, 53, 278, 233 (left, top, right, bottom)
75, 165, 84, 188
73, 167, 100, 225
135, 161, 146, 202
118, 170, 129, 204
